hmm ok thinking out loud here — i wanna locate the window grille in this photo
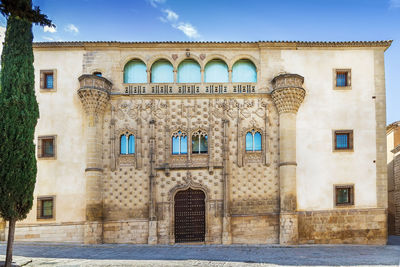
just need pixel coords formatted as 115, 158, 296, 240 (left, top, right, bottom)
37, 197, 54, 219
334, 130, 353, 150
335, 185, 354, 206
336, 72, 348, 87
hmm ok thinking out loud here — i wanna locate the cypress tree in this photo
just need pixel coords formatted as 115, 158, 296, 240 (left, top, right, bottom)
0, 1, 52, 266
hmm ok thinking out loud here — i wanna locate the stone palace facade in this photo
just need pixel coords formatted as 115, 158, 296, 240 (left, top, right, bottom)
0, 40, 392, 245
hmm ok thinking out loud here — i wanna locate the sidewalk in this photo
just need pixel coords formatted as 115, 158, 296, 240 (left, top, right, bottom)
0, 238, 400, 267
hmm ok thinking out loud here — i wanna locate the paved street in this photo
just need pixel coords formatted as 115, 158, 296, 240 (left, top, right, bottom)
0, 237, 400, 266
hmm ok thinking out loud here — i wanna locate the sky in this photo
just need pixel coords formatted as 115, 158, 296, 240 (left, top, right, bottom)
0, 0, 399, 123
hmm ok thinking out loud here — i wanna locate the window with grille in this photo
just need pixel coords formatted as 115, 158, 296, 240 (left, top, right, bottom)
38, 136, 56, 159
192, 130, 208, 154
37, 197, 55, 219
334, 130, 353, 151
40, 70, 56, 91
120, 133, 135, 155
336, 72, 348, 87
335, 185, 354, 206
334, 69, 351, 89
245, 129, 262, 152
172, 130, 188, 155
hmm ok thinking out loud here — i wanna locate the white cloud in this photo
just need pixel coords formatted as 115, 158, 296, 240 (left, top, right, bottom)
173, 22, 200, 39
148, 0, 165, 7
42, 36, 55, 41
162, 9, 178, 22
390, 0, 400, 8
65, 24, 79, 34
44, 25, 56, 33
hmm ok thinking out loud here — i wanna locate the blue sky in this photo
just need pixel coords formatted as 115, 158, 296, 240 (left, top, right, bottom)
1, 0, 399, 123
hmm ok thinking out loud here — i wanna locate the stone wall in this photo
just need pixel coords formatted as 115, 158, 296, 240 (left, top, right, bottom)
231, 215, 279, 244
298, 209, 387, 245
8, 222, 84, 243
0, 219, 5, 241
103, 220, 149, 244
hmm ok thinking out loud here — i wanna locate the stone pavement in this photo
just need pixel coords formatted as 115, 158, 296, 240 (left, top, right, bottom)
0, 237, 399, 267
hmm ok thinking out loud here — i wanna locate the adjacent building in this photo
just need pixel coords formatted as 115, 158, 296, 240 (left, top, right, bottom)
387, 121, 400, 235
0, 40, 392, 245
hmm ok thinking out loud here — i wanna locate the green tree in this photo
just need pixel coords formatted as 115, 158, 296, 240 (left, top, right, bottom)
0, 1, 52, 266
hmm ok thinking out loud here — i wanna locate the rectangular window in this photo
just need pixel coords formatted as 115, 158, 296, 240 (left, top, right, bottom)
37, 197, 55, 219
38, 135, 57, 159
333, 130, 353, 151
333, 69, 351, 90
40, 69, 56, 91
335, 185, 354, 206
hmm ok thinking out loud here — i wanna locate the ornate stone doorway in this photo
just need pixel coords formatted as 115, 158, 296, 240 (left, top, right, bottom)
174, 188, 205, 243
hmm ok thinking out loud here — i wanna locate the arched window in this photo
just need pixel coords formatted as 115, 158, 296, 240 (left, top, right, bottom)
245, 129, 262, 152
151, 59, 174, 83
192, 130, 208, 154
123, 59, 147, 83
172, 130, 188, 155
177, 59, 201, 83
120, 133, 135, 154
204, 59, 228, 83
232, 59, 257, 83
93, 72, 102, 77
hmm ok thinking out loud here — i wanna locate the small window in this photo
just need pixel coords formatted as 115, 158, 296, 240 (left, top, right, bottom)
120, 133, 135, 155
93, 72, 102, 77
334, 130, 353, 151
245, 129, 262, 152
38, 136, 56, 159
172, 130, 187, 155
40, 70, 56, 91
37, 197, 55, 219
192, 130, 208, 154
335, 185, 354, 206
333, 69, 351, 89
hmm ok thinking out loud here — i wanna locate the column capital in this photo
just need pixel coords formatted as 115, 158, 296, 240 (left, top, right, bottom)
271, 73, 306, 114
77, 74, 112, 125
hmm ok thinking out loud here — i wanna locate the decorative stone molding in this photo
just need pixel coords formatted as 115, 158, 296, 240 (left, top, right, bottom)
271, 74, 305, 114
78, 75, 111, 126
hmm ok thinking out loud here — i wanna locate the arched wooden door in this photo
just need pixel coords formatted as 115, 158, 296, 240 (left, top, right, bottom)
174, 188, 205, 243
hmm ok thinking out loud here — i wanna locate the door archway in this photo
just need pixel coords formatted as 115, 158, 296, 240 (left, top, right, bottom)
174, 188, 205, 243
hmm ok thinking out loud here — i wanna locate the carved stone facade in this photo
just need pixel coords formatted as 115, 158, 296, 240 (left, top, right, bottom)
1, 40, 391, 244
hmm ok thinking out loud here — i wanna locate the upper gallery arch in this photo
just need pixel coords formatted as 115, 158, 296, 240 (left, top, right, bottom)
150, 58, 174, 83
123, 58, 147, 83
204, 57, 229, 83
231, 56, 258, 83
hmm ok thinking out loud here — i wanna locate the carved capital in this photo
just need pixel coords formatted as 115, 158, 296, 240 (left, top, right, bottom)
271, 74, 306, 114
78, 75, 112, 125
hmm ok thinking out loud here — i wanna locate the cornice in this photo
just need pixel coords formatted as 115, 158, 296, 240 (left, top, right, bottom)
32, 40, 393, 51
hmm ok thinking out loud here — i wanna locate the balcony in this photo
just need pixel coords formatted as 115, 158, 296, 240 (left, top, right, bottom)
118, 83, 258, 95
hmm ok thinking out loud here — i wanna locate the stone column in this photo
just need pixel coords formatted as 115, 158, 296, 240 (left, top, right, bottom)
222, 118, 232, 244
271, 74, 305, 245
77, 74, 111, 244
